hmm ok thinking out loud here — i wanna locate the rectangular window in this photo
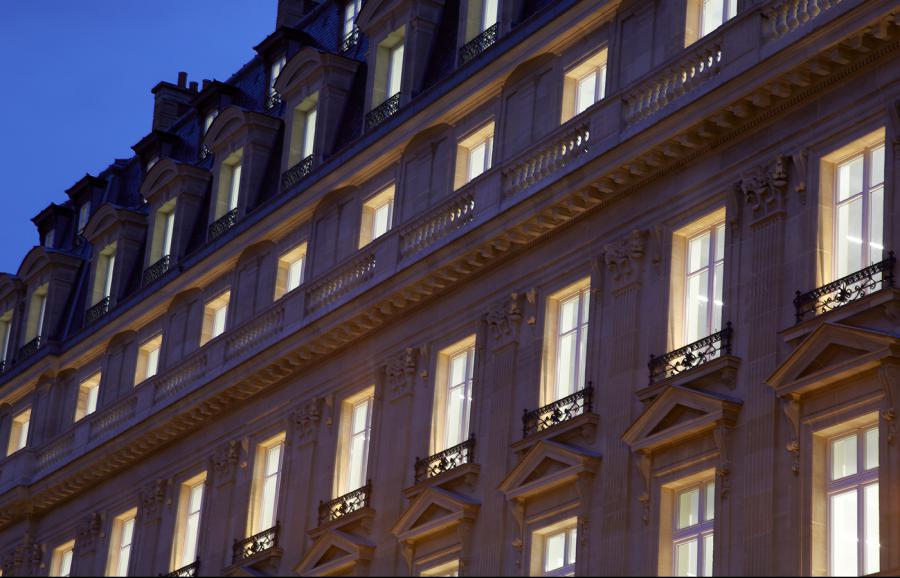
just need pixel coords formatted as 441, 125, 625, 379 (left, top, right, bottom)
0, 311, 12, 364
203, 109, 218, 135
543, 280, 590, 404
78, 202, 91, 233
531, 519, 577, 577
50, 540, 75, 577
45, 229, 56, 248
172, 472, 206, 572
94, 244, 117, 304
269, 55, 286, 97
359, 186, 395, 248
464, 0, 498, 41
562, 48, 608, 122
200, 290, 231, 346
335, 389, 374, 497
432, 337, 476, 453
275, 243, 307, 300
833, 141, 885, 280
248, 433, 285, 536
388, 43, 404, 98
216, 150, 243, 220
827, 425, 879, 576
373, 28, 406, 107
106, 508, 137, 577
672, 479, 715, 577
158, 204, 176, 261
684, 222, 725, 345
7, 407, 31, 456
26, 285, 48, 342
75, 372, 101, 422
421, 560, 460, 577
135, 335, 163, 385
289, 94, 319, 167
343, 0, 362, 41
454, 122, 495, 189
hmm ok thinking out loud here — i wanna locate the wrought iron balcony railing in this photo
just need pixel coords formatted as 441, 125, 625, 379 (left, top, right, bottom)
414, 435, 475, 484
142, 255, 172, 287
199, 144, 211, 161
341, 27, 359, 52
648, 323, 733, 385
523, 385, 593, 438
266, 90, 283, 111
163, 561, 199, 577
85, 297, 111, 327
18, 337, 42, 362
232, 524, 278, 564
366, 93, 401, 131
459, 23, 498, 66
0, 360, 7, 374
281, 155, 314, 190
319, 483, 370, 525
794, 252, 895, 323
208, 209, 238, 242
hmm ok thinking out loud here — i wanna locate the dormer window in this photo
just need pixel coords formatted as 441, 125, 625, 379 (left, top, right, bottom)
267, 55, 287, 109
465, 0, 498, 40
275, 243, 307, 300
686, 0, 737, 45
342, 0, 362, 50
26, 284, 48, 344
77, 202, 91, 233
7, 408, 31, 456
368, 28, 405, 129
74, 372, 101, 422
44, 230, 55, 249
359, 185, 395, 248
0, 310, 12, 367
210, 150, 243, 241
562, 48, 608, 123
150, 201, 176, 266
203, 110, 219, 135
289, 94, 318, 169
455, 121, 495, 189
94, 244, 117, 305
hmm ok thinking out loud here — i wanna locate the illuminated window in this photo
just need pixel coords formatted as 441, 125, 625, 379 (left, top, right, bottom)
432, 337, 476, 453
373, 28, 405, 107
93, 244, 118, 305
45, 229, 56, 248
671, 479, 715, 577
135, 335, 163, 385
289, 94, 318, 167
151, 201, 176, 264
542, 280, 590, 404
686, 0, 737, 44
421, 560, 460, 577
531, 519, 577, 576
343, 0, 362, 42
106, 508, 137, 576
562, 48, 607, 122
684, 222, 725, 344
172, 472, 206, 572
215, 150, 243, 220
248, 433, 285, 535
203, 109, 218, 135
7, 407, 31, 456
275, 243, 307, 300
359, 186, 395, 248
269, 55, 286, 98
455, 122, 494, 189
200, 290, 230, 346
78, 202, 91, 233
335, 389, 374, 496
26, 284, 48, 342
0, 310, 12, 365
75, 372, 101, 422
464, 0, 498, 41
50, 540, 75, 577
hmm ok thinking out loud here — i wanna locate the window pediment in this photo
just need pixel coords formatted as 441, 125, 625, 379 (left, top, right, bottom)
766, 323, 899, 398
498, 440, 599, 501
622, 386, 741, 454
203, 106, 281, 155
357, 0, 444, 35
275, 48, 360, 104
17, 246, 82, 282
140, 159, 211, 205
391, 486, 479, 543
81, 204, 146, 246
296, 528, 375, 577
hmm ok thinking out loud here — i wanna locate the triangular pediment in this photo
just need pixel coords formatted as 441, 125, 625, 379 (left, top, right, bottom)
622, 386, 741, 453
499, 440, 600, 501
767, 323, 899, 397
391, 486, 479, 543
296, 528, 375, 577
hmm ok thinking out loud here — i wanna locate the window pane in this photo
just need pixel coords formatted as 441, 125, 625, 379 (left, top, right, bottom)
388, 44, 404, 96
688, 232, 710, 273
288, 257, 305, 291
446, 384, 466, 448
686, 271, 709, 343
182, 512, 200, 566
864, 483, 880, 575
213, 306, 227, 338
700, 0, 724, 37
61, 549, 73, 577
146, 346, 160, 379
373, 202, 391, 239
674, 538, 698, 577
714, 224, 725, 262
831, 434, 858, 480
229, 164, 242, 211
837, 155, 864, 202
869, 185, 884, 261
544, 532, 565, 572
348, 433, 368, 490
468, 141, 487, 181
705, 482, 715, 521
835, 197, 863, 278
830, 489, 858, 577
567, 527, 578, 565
598, 64, 607, 100
576, 71, 597, 115
712, 262, 723, 334
864, 428, 879, 470
303, 108, 317, 158
871, 145, 884, 186
260, 474, 277, 530
189, 483, 204, 513
352, 401, 370, 435
265, 444, 282, 477
559, 296, 578, 333
702, 534, 714, 576
482, 0, 498, 29
555, 332, 577, 399
677, 488, 700, 529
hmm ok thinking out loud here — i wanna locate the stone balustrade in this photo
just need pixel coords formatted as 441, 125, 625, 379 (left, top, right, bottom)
36, 434, 73, 472
154, 354, 209, 403
306, 253, 377, 312
502, 123, 591, 196
89, 397, 137, 440
763, 0, 845, 40
400, 192, 476, 258
225, 305, 286, 360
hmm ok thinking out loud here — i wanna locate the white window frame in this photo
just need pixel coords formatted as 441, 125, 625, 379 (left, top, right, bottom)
78, 202, 91, 233
335, 389, 374, 497
7, 407, 31, 456
269, 55, 286, 97
359, 186, 395, 248
50, 540, 76, 577
135, 334, 163, 385
289, 94, 319, 167
530, 518, 578, 577
343, 0, 362, 41
203, 109, 218, 135
671, 479, 715, 577
542, 280, 591, 405
683, 221, 725, 345
455, 121, 495, 189
171, 472, 206, 571
562, 48, 608, 123
248, 433, 285, 536
200, 290, 231, 346
431, 337, 476, 454
106, 508, 137, 577
75, 372, 101, 422
275, 243, 307, 300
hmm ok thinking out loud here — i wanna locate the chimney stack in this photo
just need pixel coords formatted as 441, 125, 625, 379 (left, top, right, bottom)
277, 0, 321, 28
151, 72, 196, 131
202, 79, 212, 90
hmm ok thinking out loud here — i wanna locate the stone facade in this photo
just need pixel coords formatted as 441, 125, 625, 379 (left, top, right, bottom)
0, 0, 898, 576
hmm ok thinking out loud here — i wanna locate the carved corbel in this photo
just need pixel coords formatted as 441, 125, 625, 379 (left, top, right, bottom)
791, 149, 809, 206
738, 154, 791, 222
637, 451, 652, 524
385, 347, 419, 400
713, 424, 732, 499
485, 292, 524, 345
879, 364, 900, 444
511, 499, 525, 568
782, 397, 801, 474
75, 512, 104, 555
603, 229, 647, 288
140, 478, 170, 521
291, 397, 324, 442
211, 439, 241, 486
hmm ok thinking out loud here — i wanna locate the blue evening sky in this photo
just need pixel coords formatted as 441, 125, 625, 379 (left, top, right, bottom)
0, 0, 276, 274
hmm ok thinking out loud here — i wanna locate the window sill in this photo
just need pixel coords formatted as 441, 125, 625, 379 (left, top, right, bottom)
511, 411, 599, 456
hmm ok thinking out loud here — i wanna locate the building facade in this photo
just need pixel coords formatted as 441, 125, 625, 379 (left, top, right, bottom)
0, 0, 898, 575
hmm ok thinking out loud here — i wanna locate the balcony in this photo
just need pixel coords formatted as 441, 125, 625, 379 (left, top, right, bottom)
341, 27, 359, 53
794, 253, 895, 323
17, 337, 41, 362
163, 561, 198, 577
319, 483, 370, 526
414, 435, 475, 484
365, 93, 400, 131
208, 209, 238, 242
198, 144, 211, 161
232, 524, 279, 565
649, 323, 733, 385
266, 90, 283, 111
281, 155, 314, 191
459, 23, 498, 66
142, 255, 172, 287
84, 297, 111, 327
0, 360, 7, 374
523, 385, 593, 438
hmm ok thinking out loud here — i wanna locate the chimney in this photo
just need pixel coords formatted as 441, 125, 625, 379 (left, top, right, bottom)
151, 71, 196, 131
277, 0, 321, 28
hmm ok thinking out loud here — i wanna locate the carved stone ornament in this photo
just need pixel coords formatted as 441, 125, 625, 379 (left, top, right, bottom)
6, 540, 43, 575
603, 229, 647, 283
485, 292, 524, 343
76, 512, 104, 554
737, 155, 790, 220
791, 149, 809, 206
385, 347, 418, 399
141, 478, 169, 518
781, 397, 801, 474
292, 397, 324, 440
880, 365, 900, 445
212, 439, 241, 484
713, 424, 732, 499
637, 452, 652, 524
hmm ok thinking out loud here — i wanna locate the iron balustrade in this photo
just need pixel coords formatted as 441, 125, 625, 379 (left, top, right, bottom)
85, 297, 111, 326
414, 435, 476, 483
208, 209, 238, 242
142, 255, 172, 287
232, 524, 279, 564
319, 483, 370, 525
281, 155, 314, 190
794, 253, 895, 323
199, 144, 211, 161
522, 385, 593, 438
341, 27, 359, 52
366, 93, 401, 131
648, 323, 733, 385
163, 561, 199, 577
459, 23, 498, 66
18, 337, 42, 361
266, 90, 283, 111
0, 360, 7, 374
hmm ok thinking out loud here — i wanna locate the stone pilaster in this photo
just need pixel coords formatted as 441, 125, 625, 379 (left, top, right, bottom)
203, 438, 242, 571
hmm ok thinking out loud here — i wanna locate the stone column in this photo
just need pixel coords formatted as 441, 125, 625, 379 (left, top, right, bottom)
201, 439, 241, 571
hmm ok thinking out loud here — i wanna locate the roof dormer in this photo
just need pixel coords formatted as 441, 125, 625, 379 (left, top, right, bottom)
132, 130, 181, 174
254, 26, 316, 111
31, 203, 74, 252
65, 175, 107, 240
194, 80, 243, 145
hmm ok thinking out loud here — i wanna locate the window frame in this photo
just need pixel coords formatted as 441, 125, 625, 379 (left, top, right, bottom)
50, 540, 76, 577
247, 432, 286, 536
671, 479, 715, 577
275, 242, 308, 300
359, 185, 396, 248
334, 388, 375, 497
135, 334, 163, 385
171, 471, 207, 571
7, 407, 31, 456
105, 508, 138, 577
561, 47, 608, 123
454, 121, 495, 189
529, 517, 579, 577
74, 372, 102, 422
541, 279, 591, 406
200, 290, 231, 346
682, 220, 725, 345
431, 336, 477, 454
